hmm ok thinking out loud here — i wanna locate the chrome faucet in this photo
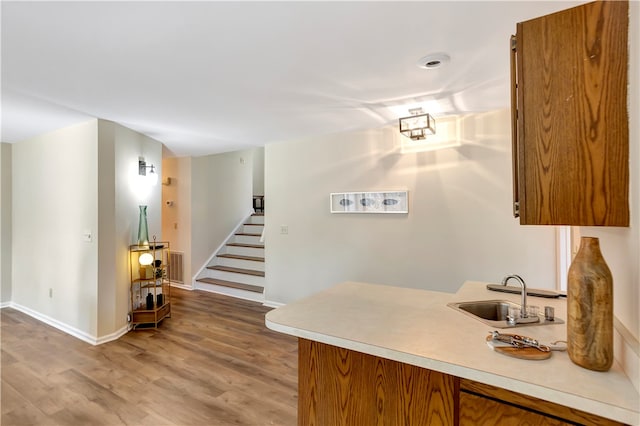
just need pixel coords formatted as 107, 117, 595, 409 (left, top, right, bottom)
501, 274, 538, 324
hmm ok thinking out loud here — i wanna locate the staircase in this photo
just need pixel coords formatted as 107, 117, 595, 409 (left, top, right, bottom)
195, 213, 265, 302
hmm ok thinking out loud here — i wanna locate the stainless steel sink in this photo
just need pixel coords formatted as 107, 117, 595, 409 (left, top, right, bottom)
457, 300, 515, 321
447, 299, 563, 328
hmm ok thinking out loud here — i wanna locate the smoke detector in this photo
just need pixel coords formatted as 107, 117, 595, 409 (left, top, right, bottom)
416, 53, 450, 69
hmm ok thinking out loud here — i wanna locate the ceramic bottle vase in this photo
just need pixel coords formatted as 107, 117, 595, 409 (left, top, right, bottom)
567, 237, 613, 371
137, 205, 149, 246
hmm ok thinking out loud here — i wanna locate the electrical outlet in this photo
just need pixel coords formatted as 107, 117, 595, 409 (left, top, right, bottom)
280, 225, 288, 234
127, 313, 132, 322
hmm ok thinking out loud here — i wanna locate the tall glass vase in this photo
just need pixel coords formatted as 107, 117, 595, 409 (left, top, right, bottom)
567, 237, 613, 371
137, 205, 149, 247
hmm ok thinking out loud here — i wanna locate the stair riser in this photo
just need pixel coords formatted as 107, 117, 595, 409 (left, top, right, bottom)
234, 234, 262, 245
205, 269, 265, 287
249, 215, 265, 225
225, 246, 265, 257
215, 257, 265, 271
242, 224, 264, 234
195, 281, 264, 302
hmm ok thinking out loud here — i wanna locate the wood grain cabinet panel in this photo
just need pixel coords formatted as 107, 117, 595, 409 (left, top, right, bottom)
460, 378, 624, 426
298, 339, 457, 426
460, 392, 569, 426
512, 0, 629, 226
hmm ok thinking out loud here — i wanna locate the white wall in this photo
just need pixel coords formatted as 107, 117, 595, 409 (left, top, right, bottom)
12, 120, 100, 337
162, 156, 192, 286
252, 146, 265, 196
1, 143, 13, 304
190, 149, 254, 281
8, 119, 162, 342
97, 121, 116, 337
94, 120, 163, 337
114, 123, 163, 336
264, 110, 558, 304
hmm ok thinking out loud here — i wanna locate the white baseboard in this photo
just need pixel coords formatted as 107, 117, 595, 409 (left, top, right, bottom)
2, 302, 128, 346
170, 282, 194, 291
0, 301, 11, 309
262, 300, 284, 308
96, 325, 130, 345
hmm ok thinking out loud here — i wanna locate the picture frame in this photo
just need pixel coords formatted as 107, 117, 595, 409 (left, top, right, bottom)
330, 191, 408, 214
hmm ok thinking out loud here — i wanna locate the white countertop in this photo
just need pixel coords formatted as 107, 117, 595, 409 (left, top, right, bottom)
265, 281, 640, 425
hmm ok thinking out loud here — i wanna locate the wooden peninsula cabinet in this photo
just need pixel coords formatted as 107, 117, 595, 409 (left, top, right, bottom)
265, 281, 639, 425
299, 340, 624, 426
511, 0, 629, 226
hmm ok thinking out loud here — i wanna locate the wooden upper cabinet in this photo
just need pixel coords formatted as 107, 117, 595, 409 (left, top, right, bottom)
511, 0, 629, 226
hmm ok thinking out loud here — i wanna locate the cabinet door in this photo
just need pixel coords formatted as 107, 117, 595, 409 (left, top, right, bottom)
298, 339, 457, 426
459, 379, 624, 426
512, 0, 628, 226
460, 392, 569, 426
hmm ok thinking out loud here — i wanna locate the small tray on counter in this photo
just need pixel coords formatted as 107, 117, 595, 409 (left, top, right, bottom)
486, 284, 565, 298
486, 334, 552, 360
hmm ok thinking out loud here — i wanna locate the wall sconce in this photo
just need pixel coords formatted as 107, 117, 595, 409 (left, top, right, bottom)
399, 108, 436, 140
138, 157, 158, 186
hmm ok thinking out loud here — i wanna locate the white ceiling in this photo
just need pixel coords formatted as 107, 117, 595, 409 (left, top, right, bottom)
1, 1, 583, 157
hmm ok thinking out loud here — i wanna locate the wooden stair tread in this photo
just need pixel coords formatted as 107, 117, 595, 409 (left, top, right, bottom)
207, 265, 265, 277
217, 253, 264, 262
251, 213, 264, 217
227, 242, 264, 249
243, 223, 263, 226
235, 232, 262, 237
196, 277, 264, 293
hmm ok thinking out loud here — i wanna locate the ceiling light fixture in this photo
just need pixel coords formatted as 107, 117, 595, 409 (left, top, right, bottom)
416, 53, 450, 70
399, 108, 436, 140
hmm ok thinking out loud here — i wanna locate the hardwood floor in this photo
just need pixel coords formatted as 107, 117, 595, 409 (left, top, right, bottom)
1, 288, 298, 425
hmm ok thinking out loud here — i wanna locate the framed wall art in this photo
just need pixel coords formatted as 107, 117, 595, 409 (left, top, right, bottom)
330, 191, 408, 214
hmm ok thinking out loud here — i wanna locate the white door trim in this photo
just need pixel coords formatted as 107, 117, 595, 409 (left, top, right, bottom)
556, 226, 580, 292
